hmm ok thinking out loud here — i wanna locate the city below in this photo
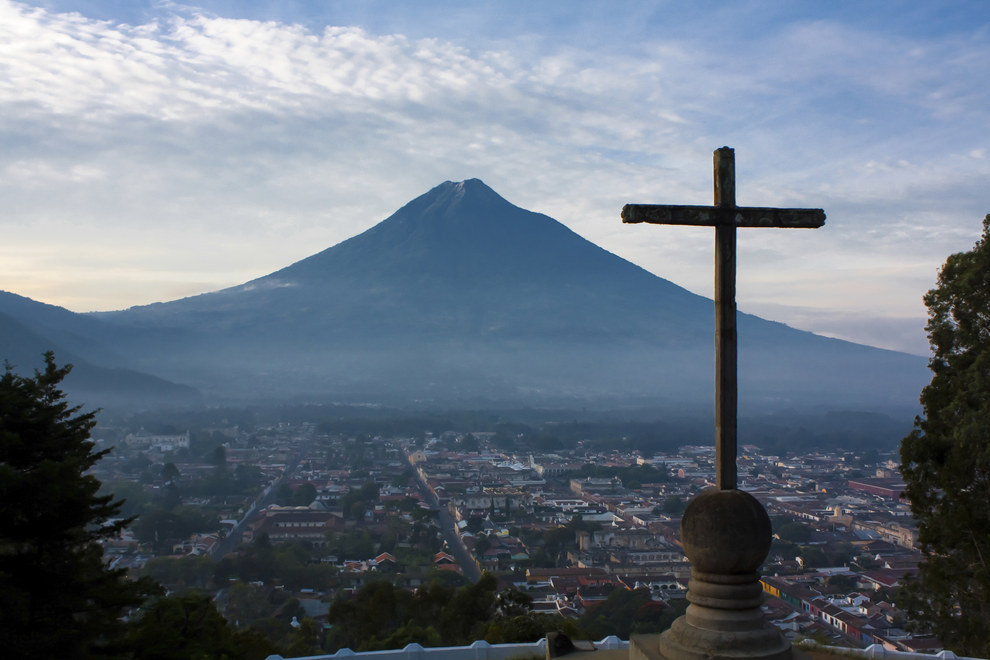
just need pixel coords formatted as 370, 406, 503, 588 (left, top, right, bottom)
92, 414, 933, 655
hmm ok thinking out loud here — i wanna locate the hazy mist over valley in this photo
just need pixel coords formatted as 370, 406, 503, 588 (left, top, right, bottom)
1, 180, 928, 447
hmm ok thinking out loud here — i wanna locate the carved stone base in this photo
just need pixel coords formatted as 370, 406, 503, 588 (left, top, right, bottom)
658, 569, 790, 660
655, 489, 791, 660
630, 634, 807, 660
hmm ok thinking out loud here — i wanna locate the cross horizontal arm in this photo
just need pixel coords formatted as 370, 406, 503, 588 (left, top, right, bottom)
622, 204, 825, 229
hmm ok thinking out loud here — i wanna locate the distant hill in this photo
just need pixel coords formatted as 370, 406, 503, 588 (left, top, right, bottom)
0, 302, 201, 411
2, 179, 928, 416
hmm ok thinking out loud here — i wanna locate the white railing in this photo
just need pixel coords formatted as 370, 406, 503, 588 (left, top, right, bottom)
266, 636, 628, 660
799, 641, 983, 660
268, 637, 985, 660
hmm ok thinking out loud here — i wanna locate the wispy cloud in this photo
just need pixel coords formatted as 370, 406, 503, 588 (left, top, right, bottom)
0, 0, 987, 353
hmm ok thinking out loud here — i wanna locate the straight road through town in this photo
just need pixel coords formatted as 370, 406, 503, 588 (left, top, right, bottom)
408, 458, 482, 582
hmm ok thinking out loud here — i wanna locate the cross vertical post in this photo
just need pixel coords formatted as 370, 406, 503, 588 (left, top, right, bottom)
713, 147, 737, 490
621, 147, 824, 492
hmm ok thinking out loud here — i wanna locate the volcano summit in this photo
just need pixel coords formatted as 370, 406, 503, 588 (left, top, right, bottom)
2, 180, 926, 413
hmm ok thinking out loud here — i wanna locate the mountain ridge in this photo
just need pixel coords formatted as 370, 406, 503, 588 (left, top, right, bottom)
2, 179, 928, 413
0, 302, 202, 410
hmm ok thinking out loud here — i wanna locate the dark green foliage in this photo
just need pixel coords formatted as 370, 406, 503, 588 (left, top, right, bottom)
364, 624, 443, 650
101, 478, 153, 518
775, 522, 811, 543
131, 505, 218, 551
326, 573, 503, 651
656, 598, 689, 633
290, 482, 318, 506
769, 538, 799, 561
900, 215, 990, 655
324, 528, 376, 561
210, 444, 227, 468
223, 582, 281, 626
340, 480, 380, 520
140, 555, 216, 591
533, 433, 563, 451
440, 572, 499, 642
326, 580, 418, 651
423, 567, 472, 589
326, 573, 583, 650
213, 536, 338, 590
392, 468, 416, 488
823, 574, 857, 592
0, 353, 159, 658
161, 461, 180, 482
484, 614, 583, 644
273, 482, 294, 504
485, 586, 583, 643
494, 586, 534, 617
575, 463, 669, 485
171, 463, 265, 499
794, 542, 855, 570
826, 542, 857, 567
473, 532, 492, 556
797, 547, 828, 569
126, 592, 277, 660
660, 496, 686, 514
577, 587, 677, 639
466, 515, 486, 534
459, 433, 480, 452
540, 525, 577, 564
283, 617, 322, 657
211, 581, 315, 651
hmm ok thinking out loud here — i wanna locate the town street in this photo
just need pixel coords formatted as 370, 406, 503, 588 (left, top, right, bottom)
408, 456, 482, 582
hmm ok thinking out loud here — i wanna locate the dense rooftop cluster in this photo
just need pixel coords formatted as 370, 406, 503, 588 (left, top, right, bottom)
89, 419, 937, 654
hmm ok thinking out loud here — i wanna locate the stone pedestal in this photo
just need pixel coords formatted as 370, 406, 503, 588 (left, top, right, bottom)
657, 488, 791, 660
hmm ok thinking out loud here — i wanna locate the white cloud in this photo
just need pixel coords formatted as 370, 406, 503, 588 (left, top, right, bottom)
0, 0, 988, 354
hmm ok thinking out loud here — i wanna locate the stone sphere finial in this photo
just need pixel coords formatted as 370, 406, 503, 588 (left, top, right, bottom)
657, 488, 790, 660
680, 488, 772, 575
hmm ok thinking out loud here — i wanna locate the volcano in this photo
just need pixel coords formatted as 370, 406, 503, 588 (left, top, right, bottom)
2, 179, 927, 413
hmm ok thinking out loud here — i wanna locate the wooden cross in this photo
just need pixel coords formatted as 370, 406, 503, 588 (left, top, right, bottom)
622, 147, 825, 490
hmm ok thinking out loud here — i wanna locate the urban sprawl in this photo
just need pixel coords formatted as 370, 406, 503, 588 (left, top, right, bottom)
93, 421, 932, 653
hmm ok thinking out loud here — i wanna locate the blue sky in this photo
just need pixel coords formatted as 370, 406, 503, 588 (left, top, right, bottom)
2, 0, 988, 355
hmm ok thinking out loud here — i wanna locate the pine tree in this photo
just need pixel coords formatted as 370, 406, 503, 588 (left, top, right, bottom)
900, 214, 990, 655
0, 353, 158, 658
